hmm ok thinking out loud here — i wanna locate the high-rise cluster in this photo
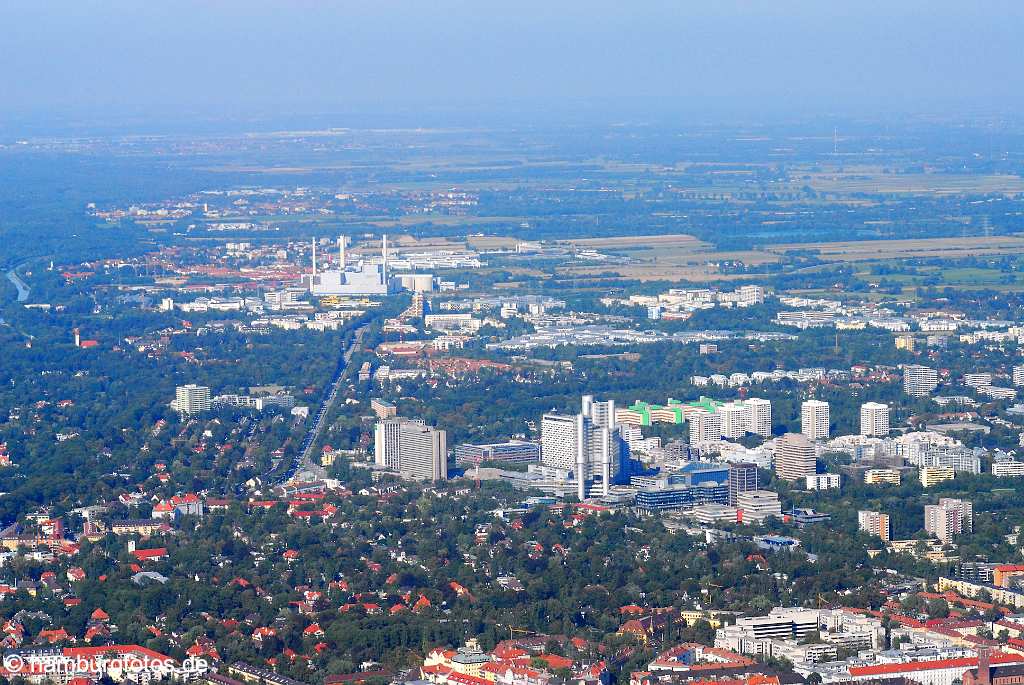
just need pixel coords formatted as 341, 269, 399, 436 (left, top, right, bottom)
541, 395, 625, 499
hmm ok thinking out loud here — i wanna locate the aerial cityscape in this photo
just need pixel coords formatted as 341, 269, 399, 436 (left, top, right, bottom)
2, 5, 1024, 685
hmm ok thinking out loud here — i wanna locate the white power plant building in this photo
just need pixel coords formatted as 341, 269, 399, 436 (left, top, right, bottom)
308, 235, 390, 296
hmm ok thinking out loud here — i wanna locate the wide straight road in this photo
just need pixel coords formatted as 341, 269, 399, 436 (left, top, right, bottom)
285, 323, 369, 484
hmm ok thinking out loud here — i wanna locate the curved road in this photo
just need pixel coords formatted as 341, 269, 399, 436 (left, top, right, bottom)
6, 265, 31, 303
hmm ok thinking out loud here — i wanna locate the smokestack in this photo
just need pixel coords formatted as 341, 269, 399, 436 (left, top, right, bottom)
381, 233, 388, 278
978, 648, 992, 685
312, 238, 318, 281
576, 415, 587, 501
338, 236, 346, 270
600, 427, 612, 497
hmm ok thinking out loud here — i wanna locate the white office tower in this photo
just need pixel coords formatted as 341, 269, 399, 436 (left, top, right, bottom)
1014, 365, 1024, 387
860, 402, 890, 437
719, 402, 751, 440
582, 395, 616, 429
801, 400, 830, 441
775, 432, 816, 481
924, 498, 973, 542
541, 414, 582, 472
963, 373, 992, 388
374, 419, 447, 481
542, 409, 621, 498
903, 364, 939, 396
689, 410, 723, 446
173, 384, 211, 415
736, 284, 766, 306
746, 398, 772, 437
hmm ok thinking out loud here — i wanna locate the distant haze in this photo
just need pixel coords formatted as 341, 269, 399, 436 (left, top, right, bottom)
2, 1, 1023, 127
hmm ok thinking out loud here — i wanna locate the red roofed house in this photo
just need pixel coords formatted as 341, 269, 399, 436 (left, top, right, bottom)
38, 628, 71, 644
252, 627, 277, 645
132, 547, 168, 562
851, 652, 1024, 685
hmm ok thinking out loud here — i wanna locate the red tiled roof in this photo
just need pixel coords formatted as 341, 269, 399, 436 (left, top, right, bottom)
849, 653, 1022, 677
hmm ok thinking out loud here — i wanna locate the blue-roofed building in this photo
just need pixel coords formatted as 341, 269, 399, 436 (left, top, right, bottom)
675, 461, 729, 487
755, 535, 801, 552
635, 486, 693, 513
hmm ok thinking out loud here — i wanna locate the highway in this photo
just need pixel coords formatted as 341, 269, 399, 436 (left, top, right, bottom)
273, 322, 368, 486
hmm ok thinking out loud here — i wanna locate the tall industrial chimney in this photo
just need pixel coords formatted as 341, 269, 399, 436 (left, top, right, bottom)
978, 648, 992, 685
598, 427, 612, 497
338, 236, 346, 270
311, 238, 318, 281
381, 233, 388, 278
576, 415, 587, 501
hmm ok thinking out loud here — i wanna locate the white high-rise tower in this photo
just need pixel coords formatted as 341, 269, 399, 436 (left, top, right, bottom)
801, 400, 830, 441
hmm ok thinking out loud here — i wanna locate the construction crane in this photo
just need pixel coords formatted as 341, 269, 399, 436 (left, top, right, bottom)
702, 581, 723, 606
472, 455, 483, 489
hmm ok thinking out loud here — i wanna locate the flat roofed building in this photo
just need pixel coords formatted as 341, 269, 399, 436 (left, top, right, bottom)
904, 364, 939, 396
689, 410, 723, 446
775, 433, 816, 482
858, 510, 891, 541
801, 400, 830, 441
860, 402, 890, 437
735, 490, 782, 524
728, 462, 759, 506
373, 418, 447, 481
173, 384, 211, 415
921, 466, 956, 487
805, 473, 840, 490
925, 498, 973, 542
454, 441, 540, 465
865, 468, 902, 485
370, 399, 397, 419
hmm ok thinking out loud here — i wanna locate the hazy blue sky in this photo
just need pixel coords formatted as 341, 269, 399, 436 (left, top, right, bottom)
2, 1, 1023, 124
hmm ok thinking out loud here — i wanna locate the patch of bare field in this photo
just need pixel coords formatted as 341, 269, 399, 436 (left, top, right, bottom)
806, 172, 1024, 195
771, 235, 1024, 260
366, 215, 527, 227
560, 265, 760, 283
560, 233, 710, 249
468, 235, 519, 250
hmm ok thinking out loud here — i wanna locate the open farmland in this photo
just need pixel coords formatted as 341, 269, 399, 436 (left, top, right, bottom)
770, 235, 1024, 260
555, 233, 781, 281
806, 169, 1024, 195
550, 232, 1024, 283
